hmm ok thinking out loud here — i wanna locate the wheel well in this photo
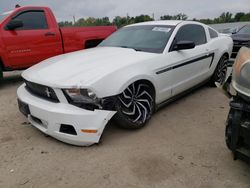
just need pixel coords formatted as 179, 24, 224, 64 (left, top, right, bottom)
133, 79, 156, 100
0, 57, 4, 70
84, 39, 104, 49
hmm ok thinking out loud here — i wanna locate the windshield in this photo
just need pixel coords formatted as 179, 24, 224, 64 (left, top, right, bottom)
237, 25, 250, 34
0, 10, 13, 22
99, 25, 175, 53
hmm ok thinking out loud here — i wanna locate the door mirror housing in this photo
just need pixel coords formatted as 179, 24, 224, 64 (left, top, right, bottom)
173, 40, 195, 51
6, 19, 23, 30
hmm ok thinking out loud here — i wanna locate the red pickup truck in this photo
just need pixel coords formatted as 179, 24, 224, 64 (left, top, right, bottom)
0, 6, 116, 79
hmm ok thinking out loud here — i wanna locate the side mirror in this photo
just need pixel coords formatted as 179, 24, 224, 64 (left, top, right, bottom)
6, 19, 23, 30
173, 40, 195, 51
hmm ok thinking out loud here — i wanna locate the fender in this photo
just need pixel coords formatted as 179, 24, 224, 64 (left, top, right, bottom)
89, 64, 159, 100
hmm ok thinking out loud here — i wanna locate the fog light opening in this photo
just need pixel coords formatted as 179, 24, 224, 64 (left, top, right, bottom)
60, 124, 77, 135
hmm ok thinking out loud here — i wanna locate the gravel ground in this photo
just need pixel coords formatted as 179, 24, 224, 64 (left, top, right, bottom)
0, 72, 250, 188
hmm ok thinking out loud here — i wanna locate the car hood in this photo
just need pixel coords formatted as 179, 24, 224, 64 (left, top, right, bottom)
231, 33, 250, 41
22, 47, 157, 88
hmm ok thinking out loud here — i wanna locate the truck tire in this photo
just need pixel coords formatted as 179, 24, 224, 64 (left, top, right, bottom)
0, 66, 3, 82
114, 82, 154, 129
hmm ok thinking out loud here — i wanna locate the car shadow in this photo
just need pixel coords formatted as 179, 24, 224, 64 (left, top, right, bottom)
99, 84, 211, 145
0, 72, 23, 89
156, 84, 208, 113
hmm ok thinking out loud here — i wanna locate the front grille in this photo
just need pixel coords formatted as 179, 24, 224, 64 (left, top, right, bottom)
231, 40, 250, 59
25, 80, 59, 103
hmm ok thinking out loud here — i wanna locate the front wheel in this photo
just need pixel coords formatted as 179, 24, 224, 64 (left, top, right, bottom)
210, 55, 228, 86
114, 82, 155, 129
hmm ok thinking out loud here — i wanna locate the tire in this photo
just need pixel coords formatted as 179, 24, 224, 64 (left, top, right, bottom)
114, 82, 155, 129
0, 66, 3, 82
225, 109, 233, 150
210, 55, 228, 86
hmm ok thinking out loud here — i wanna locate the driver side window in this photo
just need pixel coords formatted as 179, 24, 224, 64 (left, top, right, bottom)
12, 10, 48, 30
175, 24, 207, 45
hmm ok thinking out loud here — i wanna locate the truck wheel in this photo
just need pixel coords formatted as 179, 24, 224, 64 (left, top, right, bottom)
114, 82, 154, 129
0, 66, 3, 82
210, 55, 228, 86
225, 109, 233, 150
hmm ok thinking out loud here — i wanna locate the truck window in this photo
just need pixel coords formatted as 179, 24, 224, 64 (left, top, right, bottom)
12, 10, 48, 30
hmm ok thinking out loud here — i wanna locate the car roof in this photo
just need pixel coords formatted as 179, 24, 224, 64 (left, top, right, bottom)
126, 20, 205, 27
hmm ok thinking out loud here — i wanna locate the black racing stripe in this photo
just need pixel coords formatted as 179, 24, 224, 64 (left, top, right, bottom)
155, 67, 172, 74
156, 53, 215, 75
209, 53, 215, 68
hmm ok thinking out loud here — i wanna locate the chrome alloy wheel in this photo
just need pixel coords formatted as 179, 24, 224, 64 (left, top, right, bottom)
216, 56, 228, 85
118, 83, 154, 125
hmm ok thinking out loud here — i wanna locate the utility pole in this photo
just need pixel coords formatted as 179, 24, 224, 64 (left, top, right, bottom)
73, 15, 76, 25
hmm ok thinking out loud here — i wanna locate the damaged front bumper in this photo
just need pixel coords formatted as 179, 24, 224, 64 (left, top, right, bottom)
17, 84, 116, 146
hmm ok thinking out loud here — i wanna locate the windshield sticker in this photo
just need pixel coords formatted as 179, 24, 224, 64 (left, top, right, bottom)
152, 27, 171, 33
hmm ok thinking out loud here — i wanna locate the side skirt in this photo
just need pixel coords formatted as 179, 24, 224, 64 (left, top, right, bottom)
155, 78, 210, 111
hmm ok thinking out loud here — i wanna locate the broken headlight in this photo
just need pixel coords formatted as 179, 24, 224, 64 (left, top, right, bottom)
64, 89, 101, 110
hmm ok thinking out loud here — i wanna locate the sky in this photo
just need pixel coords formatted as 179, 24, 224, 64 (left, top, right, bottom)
0, 0, 250, 22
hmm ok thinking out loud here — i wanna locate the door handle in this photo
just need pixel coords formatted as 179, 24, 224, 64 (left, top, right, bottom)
44, 32, 55, 36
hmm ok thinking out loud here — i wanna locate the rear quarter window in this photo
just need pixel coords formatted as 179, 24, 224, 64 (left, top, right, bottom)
209, 28, 218, 39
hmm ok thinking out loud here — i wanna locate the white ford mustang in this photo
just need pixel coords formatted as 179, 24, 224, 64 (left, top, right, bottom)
17, 21, 233, 146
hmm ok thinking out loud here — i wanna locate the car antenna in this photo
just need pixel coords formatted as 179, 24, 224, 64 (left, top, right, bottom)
15, 4, 21, 8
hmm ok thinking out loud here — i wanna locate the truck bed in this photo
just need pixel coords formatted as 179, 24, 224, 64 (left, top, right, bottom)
60, 26, 117, 53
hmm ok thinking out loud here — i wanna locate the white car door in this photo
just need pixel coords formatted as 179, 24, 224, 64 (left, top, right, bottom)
169, 24, 214, 96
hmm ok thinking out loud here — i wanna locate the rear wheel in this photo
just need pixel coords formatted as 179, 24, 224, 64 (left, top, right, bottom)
114, 82, 154, 129
210, 55, 228, 86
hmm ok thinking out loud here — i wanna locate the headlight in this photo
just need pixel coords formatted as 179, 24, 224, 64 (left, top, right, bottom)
64, 88, 99, 104
232, 47, 250, 97
241, 63, 250, 83
63, 88, 118, 111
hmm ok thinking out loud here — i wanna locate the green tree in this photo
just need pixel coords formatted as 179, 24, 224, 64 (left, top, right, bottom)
58, 21, 73, 27
198, 19, 213, 24
160, 15, 174, 20
240, 13, 250, 21
219, 12, 233, 23
112, 16, 128, 28
134, 15, 154, 23
234, 12, 245, 22
160, 13, 188, 20
74, 17, 112, 26
174, 13, 188, 20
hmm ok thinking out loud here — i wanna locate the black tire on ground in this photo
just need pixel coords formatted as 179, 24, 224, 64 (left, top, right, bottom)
210, 55, 228, 86
225, 109, 233, 150
114, 82, 155, 129
0, 66, 3, 82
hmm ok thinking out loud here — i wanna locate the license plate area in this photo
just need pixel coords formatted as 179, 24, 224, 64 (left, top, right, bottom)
18, 99, 30, 117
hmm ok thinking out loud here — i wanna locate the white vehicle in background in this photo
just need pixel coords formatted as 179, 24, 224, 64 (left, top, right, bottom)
17, 20, 233, 146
